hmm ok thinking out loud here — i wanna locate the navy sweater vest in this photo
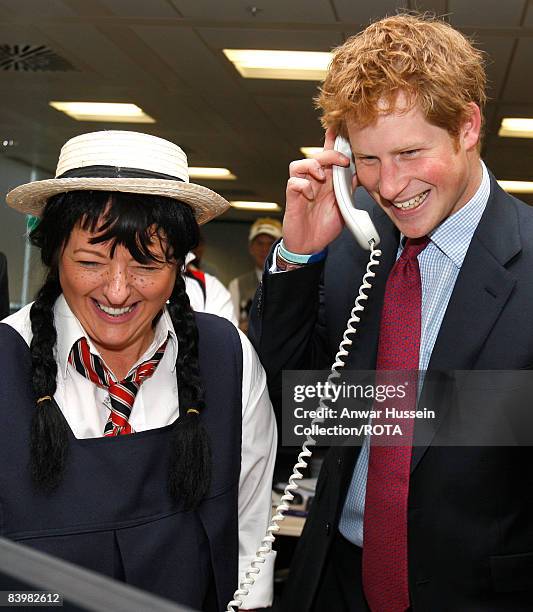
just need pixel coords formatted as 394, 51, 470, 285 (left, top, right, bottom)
0, 313, 243, 611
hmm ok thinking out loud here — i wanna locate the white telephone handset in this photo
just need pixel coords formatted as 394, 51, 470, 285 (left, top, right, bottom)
332, 135, 380, 250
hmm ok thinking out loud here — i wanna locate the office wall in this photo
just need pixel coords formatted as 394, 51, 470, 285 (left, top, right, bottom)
202, 220, 256, 286
0, 156, 50, 308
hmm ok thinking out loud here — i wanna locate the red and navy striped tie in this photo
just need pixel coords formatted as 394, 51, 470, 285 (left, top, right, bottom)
69, 337, 168, 436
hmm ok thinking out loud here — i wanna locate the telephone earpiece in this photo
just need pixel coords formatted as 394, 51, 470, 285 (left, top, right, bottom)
333, 135, 380, 250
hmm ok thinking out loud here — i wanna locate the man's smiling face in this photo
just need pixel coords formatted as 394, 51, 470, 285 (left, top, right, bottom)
347, 94, 482, 238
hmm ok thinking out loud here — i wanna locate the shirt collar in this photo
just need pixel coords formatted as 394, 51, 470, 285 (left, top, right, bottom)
427, 160, 490, 268
54, 294, 178, 378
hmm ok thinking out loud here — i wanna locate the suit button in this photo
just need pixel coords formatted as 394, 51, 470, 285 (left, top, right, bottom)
325, 522, 331, 535
337, 457, 342, 466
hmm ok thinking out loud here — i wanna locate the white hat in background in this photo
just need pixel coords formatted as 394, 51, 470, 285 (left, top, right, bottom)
248, 217, 282, 242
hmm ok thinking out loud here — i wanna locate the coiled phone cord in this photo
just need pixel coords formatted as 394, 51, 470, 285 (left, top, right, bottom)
226, 242, 382, 611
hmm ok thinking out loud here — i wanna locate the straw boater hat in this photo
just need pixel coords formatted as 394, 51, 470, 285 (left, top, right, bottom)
6, 130, 230, 225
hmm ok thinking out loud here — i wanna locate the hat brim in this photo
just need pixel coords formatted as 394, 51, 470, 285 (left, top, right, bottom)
6, 177, 230, 225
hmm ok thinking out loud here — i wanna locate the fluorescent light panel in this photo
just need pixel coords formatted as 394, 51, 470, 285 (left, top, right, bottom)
498, 118, 533, 138
49, 102, 155, 123
223, 49, 331, 81
300, 146, 323, 158
188, 167, 236, 180
230, 201, 281, 211
498, 180, 533, 194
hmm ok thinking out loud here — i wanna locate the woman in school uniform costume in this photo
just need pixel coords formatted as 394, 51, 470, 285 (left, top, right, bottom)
0, 130, 276, 611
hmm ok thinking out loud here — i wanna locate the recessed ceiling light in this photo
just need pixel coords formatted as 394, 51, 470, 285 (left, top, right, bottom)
497, 180, 533, 193
49, 102, 155, 123
230, 201, 281, 211
300, 147, 323, 157
223, 49, 332, 81
498, 118, 533, 138
188, 167, 237, 180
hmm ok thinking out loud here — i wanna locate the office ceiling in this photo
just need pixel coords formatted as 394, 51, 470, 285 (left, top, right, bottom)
1, 0, 533, 221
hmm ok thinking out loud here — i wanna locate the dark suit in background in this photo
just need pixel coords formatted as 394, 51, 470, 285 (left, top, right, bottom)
250, 178, 533, 610
0, 252, 9, 319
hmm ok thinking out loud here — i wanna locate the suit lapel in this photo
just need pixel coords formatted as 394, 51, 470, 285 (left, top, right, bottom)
411, 176, 520, 472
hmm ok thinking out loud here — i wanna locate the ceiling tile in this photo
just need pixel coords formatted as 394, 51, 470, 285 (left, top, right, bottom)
96, 0, 181, 18
132, 26, 239, 95
475, 35, 516, 98
448, 0, 526, 27
39, 23, 180, 88
254, 96, 323, 146
333, 0, 408, 23
483, 137, 533, 181
0, 0, 77, 17
172, 0, 336, 23
500, 38, 533, 103
521, 2, 533, 26
0, 23, 56, 44
197, 27, 342, 51
408, 1, 447, 15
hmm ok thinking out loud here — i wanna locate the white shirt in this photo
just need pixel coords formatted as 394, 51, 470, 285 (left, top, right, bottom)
228, 268, 262, 319
3, 295, 276, 609
185, 270, 238, 326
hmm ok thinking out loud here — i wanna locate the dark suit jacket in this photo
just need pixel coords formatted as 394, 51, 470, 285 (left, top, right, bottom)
250, 175, 533, 610
0, 253, 9, 320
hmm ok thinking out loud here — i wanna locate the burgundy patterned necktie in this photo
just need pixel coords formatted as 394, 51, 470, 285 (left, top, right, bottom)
69, 336, 168, 436
362, 236, 429, 612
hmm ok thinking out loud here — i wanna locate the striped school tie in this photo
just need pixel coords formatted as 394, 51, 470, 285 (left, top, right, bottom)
69, 336, 168, 436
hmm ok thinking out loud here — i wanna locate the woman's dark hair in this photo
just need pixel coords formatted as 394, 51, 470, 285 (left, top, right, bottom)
29, 190, 211, 509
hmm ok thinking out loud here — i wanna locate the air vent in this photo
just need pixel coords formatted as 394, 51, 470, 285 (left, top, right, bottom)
0, 44, 76, 72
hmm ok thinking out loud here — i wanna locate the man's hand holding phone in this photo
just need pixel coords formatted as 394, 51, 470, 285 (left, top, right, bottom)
283, 128, 353, 255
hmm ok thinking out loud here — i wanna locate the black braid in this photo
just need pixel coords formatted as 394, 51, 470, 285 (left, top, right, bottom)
29, 271, 69, 491
167, 273, 212, 510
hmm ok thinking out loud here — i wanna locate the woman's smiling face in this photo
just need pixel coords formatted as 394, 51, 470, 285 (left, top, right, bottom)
59, 221, 177, 361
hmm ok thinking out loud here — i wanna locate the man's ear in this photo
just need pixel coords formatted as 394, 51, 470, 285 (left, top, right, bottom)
460, 102, 482, 151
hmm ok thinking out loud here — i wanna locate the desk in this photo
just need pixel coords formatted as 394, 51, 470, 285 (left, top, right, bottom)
271, 477, 315, 538
272, 509, 305, 538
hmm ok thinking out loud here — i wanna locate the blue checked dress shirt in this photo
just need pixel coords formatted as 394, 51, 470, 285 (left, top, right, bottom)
339, 161, 491, 547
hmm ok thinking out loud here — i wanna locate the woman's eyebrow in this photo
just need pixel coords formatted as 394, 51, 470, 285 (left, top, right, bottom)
72, 248, 107, 257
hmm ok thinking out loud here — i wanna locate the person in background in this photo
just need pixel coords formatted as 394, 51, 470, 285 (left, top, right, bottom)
229, 217, 282, 333
191, 230, 221, 277
1, 130, 276, 611
185, 251, 238, 325
250, 13, 533, 612
0, 252, 9, 319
